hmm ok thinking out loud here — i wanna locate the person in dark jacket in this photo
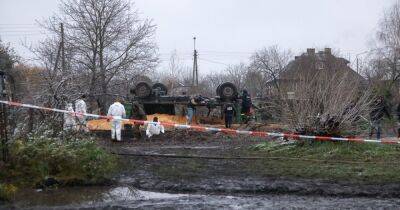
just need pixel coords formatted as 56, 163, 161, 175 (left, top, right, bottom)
241, 90, 252, 114
224, 103, 236, 128
241, 90, 252, 124
369, 97, 391, 139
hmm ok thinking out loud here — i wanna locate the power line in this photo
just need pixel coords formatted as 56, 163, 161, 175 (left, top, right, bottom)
0, 27, 39, 30
159, 51, 254, 56
0, 30, 45, 33
0, 33, 44, 37
0, 23, 36, 26
158, 54, 192, 57
198, 58, 230, 66
158, 57, 193, 61
200, 54, 250, 59
201, 50, 253, 55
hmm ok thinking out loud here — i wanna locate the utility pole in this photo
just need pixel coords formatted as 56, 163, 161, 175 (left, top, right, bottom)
192, 37, 198, 87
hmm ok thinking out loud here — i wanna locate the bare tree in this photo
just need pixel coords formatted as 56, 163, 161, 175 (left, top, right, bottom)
378, 1, 400, 49
168, 51, 185, 82
244, 69, 264, 97
225, 63, 248, 91
282, 70, 374, 136
38, 0, 158, 113
365, 1, 400, 91
30, 37, 78, 107
151, 50, 194, 95
159, 50, 186, 90
199, 63, 249, 97
248, 45, 292, 97
202, 72, 230, 97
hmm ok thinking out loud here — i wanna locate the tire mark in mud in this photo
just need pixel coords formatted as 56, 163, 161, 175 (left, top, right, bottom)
112, 152, 397, 165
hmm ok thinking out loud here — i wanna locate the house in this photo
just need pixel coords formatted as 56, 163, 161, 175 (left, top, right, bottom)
266, 48, 366, 98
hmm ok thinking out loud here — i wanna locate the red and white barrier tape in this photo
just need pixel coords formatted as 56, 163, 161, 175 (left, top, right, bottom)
1, 100, 399, 144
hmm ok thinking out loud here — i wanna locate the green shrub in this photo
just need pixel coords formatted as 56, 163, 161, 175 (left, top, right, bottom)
5, 133, 117, 187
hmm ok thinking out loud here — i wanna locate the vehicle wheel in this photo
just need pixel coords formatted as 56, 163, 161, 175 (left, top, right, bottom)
218, 82, 237, 100
152, 83, 168, 95
135, 81, 152, 98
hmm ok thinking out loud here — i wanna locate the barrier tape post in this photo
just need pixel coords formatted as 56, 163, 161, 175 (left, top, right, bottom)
0, 100, 399, 145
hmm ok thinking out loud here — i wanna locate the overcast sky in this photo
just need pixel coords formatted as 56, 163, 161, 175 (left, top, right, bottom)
0, 0, 397, 74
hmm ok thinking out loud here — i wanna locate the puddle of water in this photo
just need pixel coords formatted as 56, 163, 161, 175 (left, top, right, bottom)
5, 186, 192, 209
4, 186, 400, 209
101, 186, 188, 202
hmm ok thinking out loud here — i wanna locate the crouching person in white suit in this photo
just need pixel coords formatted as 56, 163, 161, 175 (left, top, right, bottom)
146, 117, 165, 138
107, 99, 126, 141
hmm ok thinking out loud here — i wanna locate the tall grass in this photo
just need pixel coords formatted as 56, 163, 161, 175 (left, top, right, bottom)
1, 132, 117, 188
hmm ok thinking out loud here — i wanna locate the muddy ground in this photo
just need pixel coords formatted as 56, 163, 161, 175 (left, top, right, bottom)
6, 186, 400, 209
4, 129, 400, 209
95, 130, 400, 198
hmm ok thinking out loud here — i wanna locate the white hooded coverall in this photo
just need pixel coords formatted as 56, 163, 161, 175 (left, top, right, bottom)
64, 103, 76, 131
107, 102, 126, 141
75, 99, 87, 126
146, 122, 165, 138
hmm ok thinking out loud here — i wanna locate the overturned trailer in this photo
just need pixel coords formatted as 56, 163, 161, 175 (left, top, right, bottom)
87, 81, 243, 131
130, 81, 240, 123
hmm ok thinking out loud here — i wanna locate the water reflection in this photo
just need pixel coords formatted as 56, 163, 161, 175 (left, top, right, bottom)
4, 186, 400, 209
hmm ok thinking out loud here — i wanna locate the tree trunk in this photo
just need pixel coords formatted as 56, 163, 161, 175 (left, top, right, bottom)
99, 35, 107, 114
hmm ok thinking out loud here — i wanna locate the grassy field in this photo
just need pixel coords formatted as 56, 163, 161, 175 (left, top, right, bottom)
247, 140, 400, 184
119, 135, 400, 187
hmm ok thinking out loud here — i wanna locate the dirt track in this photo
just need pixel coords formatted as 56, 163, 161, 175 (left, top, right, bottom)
92, 130, 400, 198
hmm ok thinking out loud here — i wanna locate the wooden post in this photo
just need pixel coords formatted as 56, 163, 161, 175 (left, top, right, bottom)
0, 71, 8, 162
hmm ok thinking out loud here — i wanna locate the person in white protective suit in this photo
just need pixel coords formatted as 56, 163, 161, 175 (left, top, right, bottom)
146, 117, 165, 138
107, 99, 126, 141
75, 94, 88, 132
63, 103, 76, 131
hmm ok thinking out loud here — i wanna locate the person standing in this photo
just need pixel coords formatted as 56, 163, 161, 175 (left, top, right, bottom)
186, 96, 197, 125
75, 94, 88, 132
241, 90, 252, 124
224, 103, 236, 128
369, 96, 391, 139
63, 103, 76, 131
107, 99, 126, 141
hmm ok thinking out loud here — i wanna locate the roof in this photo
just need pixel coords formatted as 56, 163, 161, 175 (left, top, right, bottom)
280, 48, 365, 83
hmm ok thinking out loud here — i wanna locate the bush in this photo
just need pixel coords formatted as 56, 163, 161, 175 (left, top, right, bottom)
277, 71, 375, 136
5, 132, 117, 187
0, 184, 17, 201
